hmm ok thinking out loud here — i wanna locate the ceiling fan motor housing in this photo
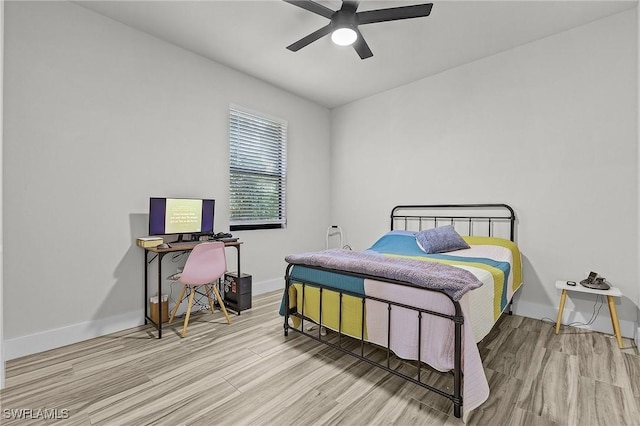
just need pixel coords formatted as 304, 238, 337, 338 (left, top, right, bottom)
332, 9, 358, 32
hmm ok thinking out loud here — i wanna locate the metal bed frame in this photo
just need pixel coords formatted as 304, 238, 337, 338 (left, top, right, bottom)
283, 204, 516, 418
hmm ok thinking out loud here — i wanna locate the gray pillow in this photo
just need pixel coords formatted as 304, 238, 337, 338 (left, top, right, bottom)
415, 225, 470, 254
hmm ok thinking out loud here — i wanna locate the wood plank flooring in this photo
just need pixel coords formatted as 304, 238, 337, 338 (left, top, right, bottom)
1, 290, 638, 425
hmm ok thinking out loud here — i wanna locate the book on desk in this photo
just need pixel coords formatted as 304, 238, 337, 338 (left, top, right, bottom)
136, 237, 163, 248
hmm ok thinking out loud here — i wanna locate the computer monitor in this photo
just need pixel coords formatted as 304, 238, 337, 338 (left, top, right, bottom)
148, 197, 215, 240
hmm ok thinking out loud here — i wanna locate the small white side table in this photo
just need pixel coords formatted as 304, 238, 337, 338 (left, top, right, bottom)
554, 280, 623, 348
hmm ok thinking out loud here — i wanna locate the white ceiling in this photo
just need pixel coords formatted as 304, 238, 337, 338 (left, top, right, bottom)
76, 0, 637, 109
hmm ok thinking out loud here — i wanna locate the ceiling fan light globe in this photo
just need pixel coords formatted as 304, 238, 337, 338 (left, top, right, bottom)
331, 27, 358, 46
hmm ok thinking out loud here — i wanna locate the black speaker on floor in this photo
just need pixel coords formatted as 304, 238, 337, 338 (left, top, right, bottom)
223, 272, 252, 313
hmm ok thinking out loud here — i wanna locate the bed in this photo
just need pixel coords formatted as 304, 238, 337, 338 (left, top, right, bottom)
280, 204, 522, 419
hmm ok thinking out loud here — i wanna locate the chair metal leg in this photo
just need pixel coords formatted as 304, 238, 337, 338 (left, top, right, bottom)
211, 285, 231, 325
181, 287, 196, 337
169, 285, 187, 324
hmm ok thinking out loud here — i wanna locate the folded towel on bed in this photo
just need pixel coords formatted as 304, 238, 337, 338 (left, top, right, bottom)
285, 249, 482, 301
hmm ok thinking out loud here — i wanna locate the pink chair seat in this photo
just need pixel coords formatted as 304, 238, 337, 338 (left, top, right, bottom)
168, 242, 231, 337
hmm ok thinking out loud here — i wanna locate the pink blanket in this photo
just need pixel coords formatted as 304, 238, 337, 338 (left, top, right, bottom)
364, 279, 488, 421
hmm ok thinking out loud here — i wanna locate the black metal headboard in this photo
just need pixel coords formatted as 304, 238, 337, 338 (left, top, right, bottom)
390, 204, 516, 242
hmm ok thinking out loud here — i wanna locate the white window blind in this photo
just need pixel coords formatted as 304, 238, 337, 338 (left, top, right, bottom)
229, 106, 287, 230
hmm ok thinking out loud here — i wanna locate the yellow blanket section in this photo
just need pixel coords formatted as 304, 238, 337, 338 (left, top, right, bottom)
463, 236, 523, 292
288, 283, 366, 339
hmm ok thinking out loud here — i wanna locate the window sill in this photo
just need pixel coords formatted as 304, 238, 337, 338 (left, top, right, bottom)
230, 224, 285, 231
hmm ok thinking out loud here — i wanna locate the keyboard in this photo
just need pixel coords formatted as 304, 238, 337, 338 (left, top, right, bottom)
167, 241, 197, 249
217, 237, 239, 243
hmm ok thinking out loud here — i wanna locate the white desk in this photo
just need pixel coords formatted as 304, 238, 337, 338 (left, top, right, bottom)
554, 280, 623, 348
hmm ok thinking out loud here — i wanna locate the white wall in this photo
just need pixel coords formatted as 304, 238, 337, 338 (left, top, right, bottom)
637, 2, 640, 349
3, 1, 331, 359
1, 0, 5, 388
331, 10, 639, 337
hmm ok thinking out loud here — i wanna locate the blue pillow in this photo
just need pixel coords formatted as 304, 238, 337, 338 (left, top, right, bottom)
415, 225, 470, 254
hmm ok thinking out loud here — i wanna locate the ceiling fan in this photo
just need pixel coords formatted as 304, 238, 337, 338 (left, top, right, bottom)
284, 0, 433, 59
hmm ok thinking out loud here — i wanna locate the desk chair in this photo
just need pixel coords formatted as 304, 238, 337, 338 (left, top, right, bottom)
168, 242, 231, 337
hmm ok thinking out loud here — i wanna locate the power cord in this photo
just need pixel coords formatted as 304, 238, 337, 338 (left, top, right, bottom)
171, 252, 187, 262
542, 294, 605, 329
567, 294, 605, 328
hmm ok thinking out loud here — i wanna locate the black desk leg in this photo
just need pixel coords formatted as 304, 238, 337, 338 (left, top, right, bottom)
236, 245, 242, 316
236, 245, 241, 277
157, 253, 164, 338
144, 251, 148, 325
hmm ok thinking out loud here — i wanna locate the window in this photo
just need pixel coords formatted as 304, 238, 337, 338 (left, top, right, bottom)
229, 106, 287, 231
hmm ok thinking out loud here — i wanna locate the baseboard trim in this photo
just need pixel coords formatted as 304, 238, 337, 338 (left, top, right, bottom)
4, 311, 143, 361
514, 299, 636, 339
253, 277, 283, 295
15, 280, 631, 361
4, 278, 285, 360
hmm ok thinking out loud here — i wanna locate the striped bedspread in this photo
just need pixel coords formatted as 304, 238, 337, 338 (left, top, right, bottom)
281, 230, 523, 419
368, 230, 523, 332
283, 231, 522, 339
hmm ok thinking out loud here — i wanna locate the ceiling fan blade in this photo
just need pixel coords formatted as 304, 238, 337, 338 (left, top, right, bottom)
287, 24, 333, 52
340, 1, 360, 12
283, 0, 334, 19
353, 29, 373, 59
357, 3, 433, 25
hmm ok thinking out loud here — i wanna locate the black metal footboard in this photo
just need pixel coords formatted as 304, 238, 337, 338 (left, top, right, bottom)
283, 263, 464, 418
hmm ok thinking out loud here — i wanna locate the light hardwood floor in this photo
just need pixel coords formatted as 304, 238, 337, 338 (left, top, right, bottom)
1, 290, 639, 425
